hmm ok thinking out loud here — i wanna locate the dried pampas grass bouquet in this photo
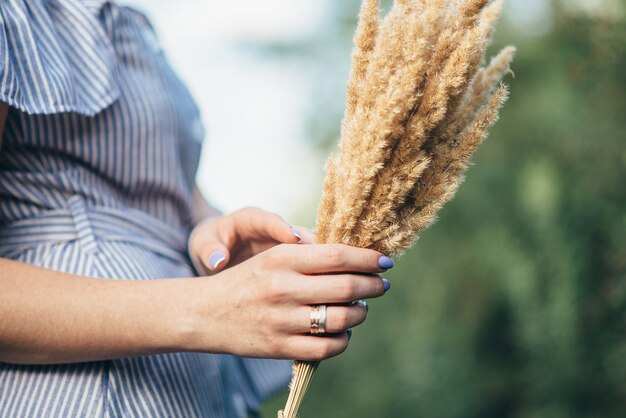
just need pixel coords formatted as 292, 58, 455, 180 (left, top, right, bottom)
279, 0, 515, 416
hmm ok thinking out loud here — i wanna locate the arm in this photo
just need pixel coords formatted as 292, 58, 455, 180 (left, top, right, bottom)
0, 258, 206, 364
0, 104, 196, 364
0, 246, 388, 365
0, 105, 196, 364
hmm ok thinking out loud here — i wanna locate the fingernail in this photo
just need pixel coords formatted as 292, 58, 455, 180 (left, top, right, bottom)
291, 226, 302, 243
378, 256, 394, 270
347, 329, 353, 340
382, 278, 391, 293
208, 251, 226, 270
356, 300, 368, 311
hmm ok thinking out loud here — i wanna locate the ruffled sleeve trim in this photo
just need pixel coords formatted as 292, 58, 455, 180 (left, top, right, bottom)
0, 0, 120, 116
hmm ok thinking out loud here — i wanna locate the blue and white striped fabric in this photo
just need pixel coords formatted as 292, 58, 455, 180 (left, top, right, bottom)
0, 1, 291, 416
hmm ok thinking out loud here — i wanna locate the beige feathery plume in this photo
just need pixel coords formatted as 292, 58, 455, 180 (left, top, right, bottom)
450, 45, 516, 134
345, 0, 380, 118
317, 0, 380, 243
373, 84, 510, 251
429, 1, 508, 144
332, 0, 447, 244
355, 3, 490, 245
461, 0, 490, 20
329, 8, 430, 243
434, 1, 505, 126
314, 157, 337, 244
280, 1, 514, 416
481, 0, 505, 41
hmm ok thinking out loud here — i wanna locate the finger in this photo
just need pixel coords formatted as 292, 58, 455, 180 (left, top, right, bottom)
285, 303, 368, 334
288, 274, 387, 304
291, 225, 315, 244
188, 218, 233, 274
283, 333, 349, 361
235, 208, 300, 244
193, 222, 232, 273
273, 243, 392, 274
198, 245, 231, 274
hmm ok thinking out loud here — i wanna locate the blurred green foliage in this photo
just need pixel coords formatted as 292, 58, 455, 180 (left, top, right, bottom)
262, 1, 626, 417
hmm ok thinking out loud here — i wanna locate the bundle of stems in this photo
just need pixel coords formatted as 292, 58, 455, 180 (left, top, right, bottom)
279, 0, 514, 416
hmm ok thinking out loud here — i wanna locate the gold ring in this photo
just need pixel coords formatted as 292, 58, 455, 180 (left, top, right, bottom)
310, 305, 327, 335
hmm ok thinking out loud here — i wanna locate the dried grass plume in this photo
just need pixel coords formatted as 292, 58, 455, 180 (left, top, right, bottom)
280, 1, 514, 417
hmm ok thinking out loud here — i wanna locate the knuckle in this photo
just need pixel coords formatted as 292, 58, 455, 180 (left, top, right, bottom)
260, 276, 288, 302
312, 341, 333, 361
267, 336, 284, 355
322, 245, 346, 268
268, 212, 284, 224
277, 336, 296, 358
261, 245, 285, 266
275, 243, 290, 254
238, 206, 259, 215
257, 250, 274, 268
335, 309, 351, 330
370, 252, 383, 270
338, 277, 359, 301
258, 336, 282, 358
266, 310, 285, 330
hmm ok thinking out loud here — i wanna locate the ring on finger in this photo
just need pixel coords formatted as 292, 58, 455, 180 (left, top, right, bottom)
310, 305, 327, 335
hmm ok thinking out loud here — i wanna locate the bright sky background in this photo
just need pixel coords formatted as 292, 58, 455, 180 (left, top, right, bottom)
122, 0, 331, 224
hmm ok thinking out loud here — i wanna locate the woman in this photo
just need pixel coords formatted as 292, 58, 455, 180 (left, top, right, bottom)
0, 1, 392, 417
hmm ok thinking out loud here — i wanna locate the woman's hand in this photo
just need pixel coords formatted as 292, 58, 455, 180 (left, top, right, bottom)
188, 207, 315, 275
185, 243, 393, 361
0, 241, 393, 364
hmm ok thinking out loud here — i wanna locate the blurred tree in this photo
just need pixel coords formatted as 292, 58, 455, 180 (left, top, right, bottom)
261, 1, 626, 417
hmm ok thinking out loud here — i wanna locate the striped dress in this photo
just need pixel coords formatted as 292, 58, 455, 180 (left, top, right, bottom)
0, 0, 291, 416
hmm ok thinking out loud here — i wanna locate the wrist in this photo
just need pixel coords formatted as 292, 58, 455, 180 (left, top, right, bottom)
169, 276, 230, 355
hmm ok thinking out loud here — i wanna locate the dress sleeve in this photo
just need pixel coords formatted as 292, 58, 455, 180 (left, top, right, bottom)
0, 0, 120, 116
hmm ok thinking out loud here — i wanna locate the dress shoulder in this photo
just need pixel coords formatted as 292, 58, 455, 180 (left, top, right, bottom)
0, 0, 120, 115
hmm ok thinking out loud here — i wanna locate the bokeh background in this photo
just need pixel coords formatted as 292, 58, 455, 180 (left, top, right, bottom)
127, 0, 625, 417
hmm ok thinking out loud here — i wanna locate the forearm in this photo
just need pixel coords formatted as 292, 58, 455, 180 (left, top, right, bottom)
0, 258, 207, 365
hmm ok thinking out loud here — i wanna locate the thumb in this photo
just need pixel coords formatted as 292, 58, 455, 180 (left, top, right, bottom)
198, 244, 231, 274
188, 217, 233, 275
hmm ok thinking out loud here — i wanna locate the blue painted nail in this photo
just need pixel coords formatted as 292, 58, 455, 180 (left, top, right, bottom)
382, 278, 391, 293
291, 226, 302, 243
208, 251, 226, 270
379, 256, 394, 270
347, 329, 353, 340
